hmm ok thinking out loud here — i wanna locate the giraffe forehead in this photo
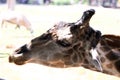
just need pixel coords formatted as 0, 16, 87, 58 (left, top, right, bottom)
56, 26, 72, 40
47, 22, 74, 44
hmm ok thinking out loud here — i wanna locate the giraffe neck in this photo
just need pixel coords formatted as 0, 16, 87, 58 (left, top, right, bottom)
96, 36, 120, 77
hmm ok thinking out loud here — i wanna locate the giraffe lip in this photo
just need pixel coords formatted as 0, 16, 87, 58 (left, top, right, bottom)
9, 56, 14, 63
9, 55, 26, 65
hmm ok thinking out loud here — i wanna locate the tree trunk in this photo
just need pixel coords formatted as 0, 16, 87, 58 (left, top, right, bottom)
7, 0, 16, 10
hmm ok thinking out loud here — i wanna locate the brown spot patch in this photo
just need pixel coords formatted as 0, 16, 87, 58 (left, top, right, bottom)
100, 38, 106, 46
102, 35, 120, 48
106, 51, 119, 61
100, 57, 106, 63
100, 46, 110, 52
72, 53, 79, 63
106, 63, 113, 68
103, 70, 114, 75
84, 59, 89, 64
114, 60, 120, 73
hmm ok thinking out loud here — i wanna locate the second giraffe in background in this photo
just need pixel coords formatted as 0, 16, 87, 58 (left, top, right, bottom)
0, 10, 34, 34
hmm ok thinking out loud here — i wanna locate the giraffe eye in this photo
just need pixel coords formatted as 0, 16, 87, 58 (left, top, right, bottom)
39, 33, 52, 40
56, 40, 71, 47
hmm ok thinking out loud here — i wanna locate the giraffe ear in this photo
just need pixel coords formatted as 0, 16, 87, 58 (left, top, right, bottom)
90, 49, 103, 72
75, 9, 95, 26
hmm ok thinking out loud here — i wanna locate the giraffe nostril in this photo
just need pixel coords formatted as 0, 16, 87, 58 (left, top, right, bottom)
15, 49, 21, 54
12, 44, 30, 58
12, 49, 23, 58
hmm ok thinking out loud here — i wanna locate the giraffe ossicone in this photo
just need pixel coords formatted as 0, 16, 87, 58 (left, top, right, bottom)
9, 9, 102, 72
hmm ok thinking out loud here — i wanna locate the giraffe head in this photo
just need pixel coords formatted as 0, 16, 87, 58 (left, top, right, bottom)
9, 9, 102, 71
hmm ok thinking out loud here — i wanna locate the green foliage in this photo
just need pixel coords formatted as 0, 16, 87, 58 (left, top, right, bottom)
0, 53, 9, 58
52, 0, 80, 5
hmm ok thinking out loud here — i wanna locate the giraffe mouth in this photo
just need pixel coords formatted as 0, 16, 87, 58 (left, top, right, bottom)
9, 44, 30, 65
9, 55, 26, 65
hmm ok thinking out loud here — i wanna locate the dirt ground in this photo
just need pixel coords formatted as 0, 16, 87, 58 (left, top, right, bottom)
0, 4, 120, 80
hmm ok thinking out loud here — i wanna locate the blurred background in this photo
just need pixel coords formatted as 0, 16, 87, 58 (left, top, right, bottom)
0, 0, 120, 8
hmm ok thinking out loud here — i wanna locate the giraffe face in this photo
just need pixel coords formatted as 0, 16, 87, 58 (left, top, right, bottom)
9, 9, 101, 68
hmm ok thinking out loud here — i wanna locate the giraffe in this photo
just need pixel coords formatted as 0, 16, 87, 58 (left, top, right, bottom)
8, 8, 120, 78
9, 9, 103, 72
96, 34, 120, 77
